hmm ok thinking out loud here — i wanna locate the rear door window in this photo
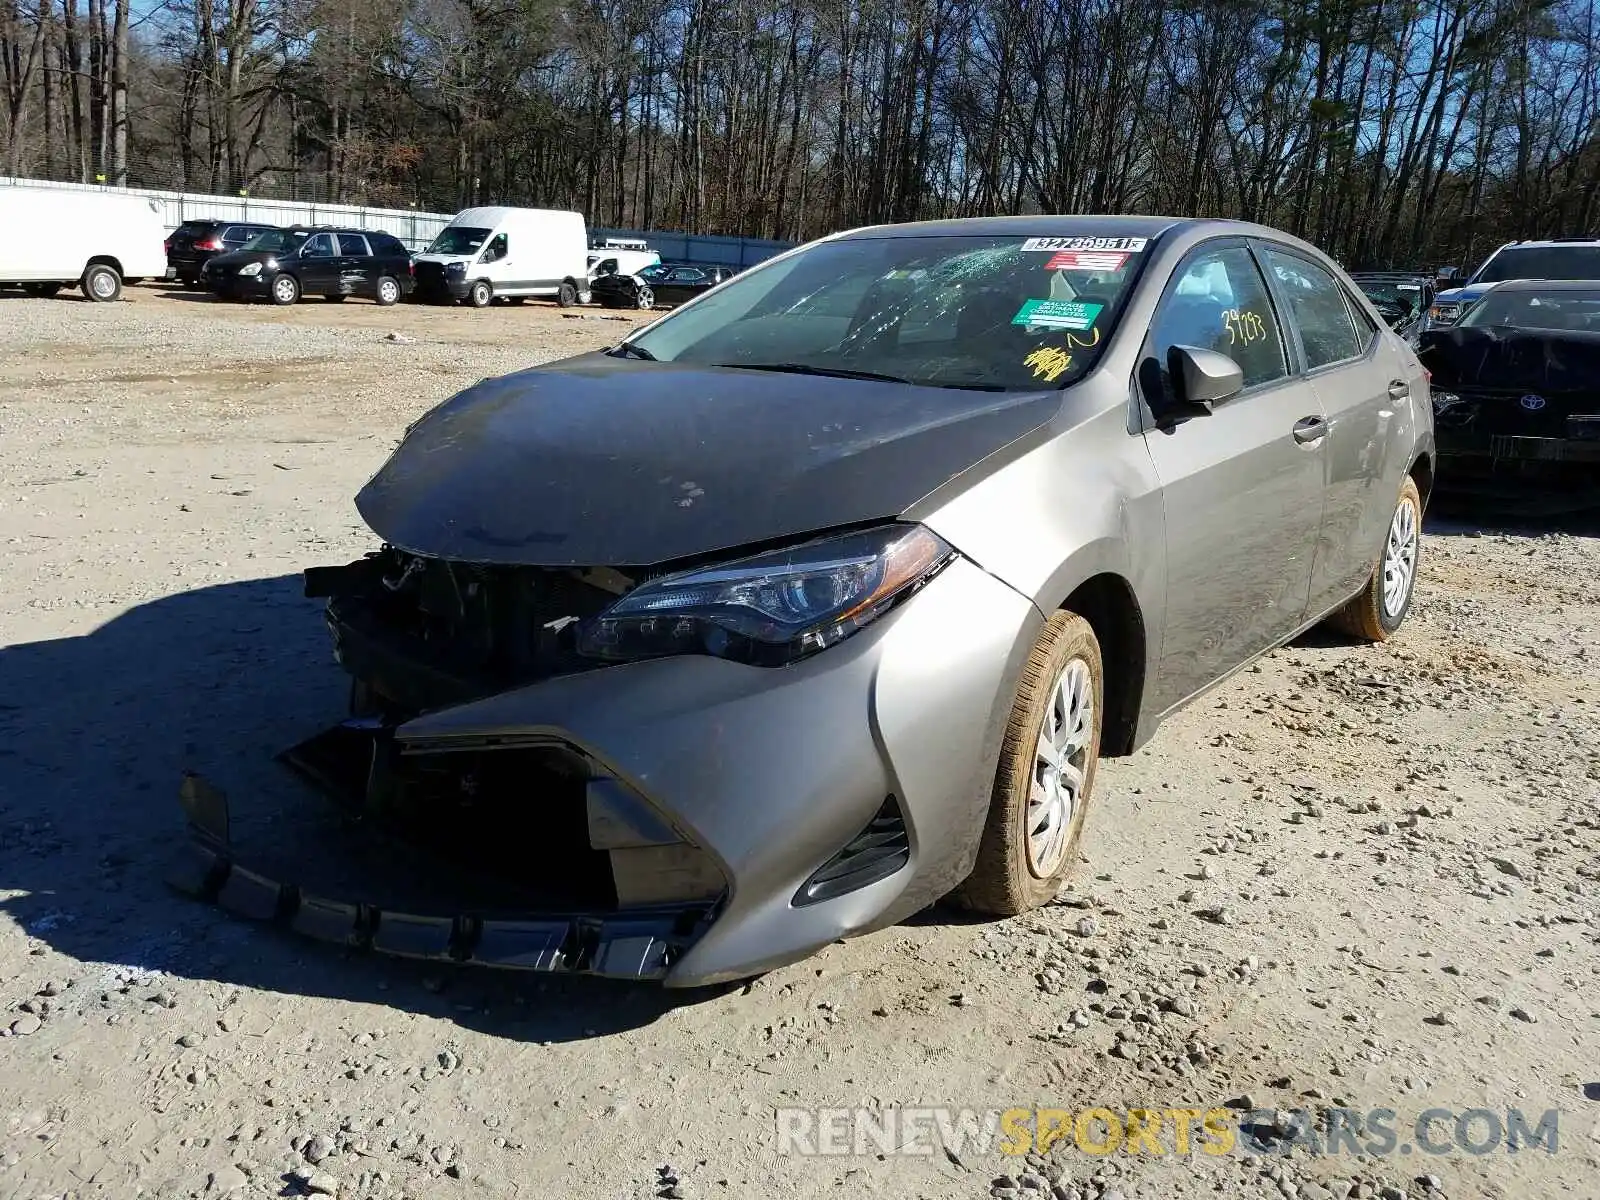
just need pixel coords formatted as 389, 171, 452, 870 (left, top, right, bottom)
1263, 248, 1362, 369
301, 233, 337, 258
338, 233, 371, 256
369, 233, 407, 258
1343, 287, 1380, 345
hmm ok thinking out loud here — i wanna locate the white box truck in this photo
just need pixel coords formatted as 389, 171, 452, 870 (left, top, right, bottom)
412, 206, 589, 308
0, 186, 166, 301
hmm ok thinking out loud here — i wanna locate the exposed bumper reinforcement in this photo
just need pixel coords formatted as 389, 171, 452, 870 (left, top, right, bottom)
169, 772, 714, 981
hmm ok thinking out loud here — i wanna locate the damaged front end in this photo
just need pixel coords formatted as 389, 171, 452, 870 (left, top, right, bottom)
169, 547, 730, 982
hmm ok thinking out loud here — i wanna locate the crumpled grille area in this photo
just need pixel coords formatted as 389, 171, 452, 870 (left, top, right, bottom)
307, 547, 626, 712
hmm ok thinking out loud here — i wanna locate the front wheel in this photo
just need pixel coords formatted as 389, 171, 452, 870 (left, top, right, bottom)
375, 276, 401, 306
270, 273, 300, 306
958, 611, 1103, 915
1328, 476, 1422, 642
466, 280, 492, 308
82, 263, 122, 302
636, 285, 654, 310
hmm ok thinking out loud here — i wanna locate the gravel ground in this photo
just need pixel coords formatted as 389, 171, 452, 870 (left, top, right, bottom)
1, 286, 1597, 1200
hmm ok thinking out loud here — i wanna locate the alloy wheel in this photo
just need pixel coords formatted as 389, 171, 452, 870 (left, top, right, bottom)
1027, 657, 1094, 877
1382, 494, 1419, 617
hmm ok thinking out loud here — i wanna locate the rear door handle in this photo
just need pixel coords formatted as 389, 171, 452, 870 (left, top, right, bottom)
1292, 415, 1329, 444
1388, 379, 1410, 400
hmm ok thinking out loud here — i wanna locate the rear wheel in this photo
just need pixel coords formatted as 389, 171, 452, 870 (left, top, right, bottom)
556, 280, 579, 307
82, 263, 122, 302
1329, 476, 1422, 642
375, 276, 401, 306
958, 611, 1103, 915
270, 273, 300, 306
467, 280, 492, 308
22, 282, 62, 298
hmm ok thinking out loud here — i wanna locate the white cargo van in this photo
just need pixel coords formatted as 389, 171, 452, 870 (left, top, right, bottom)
0, 186, 165, 301
412, 206, 589, 308
587, 248, 660, 282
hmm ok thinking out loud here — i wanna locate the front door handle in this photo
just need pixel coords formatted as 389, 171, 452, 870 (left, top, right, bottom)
1388, 379, 1410, 400
1292, 415, 1329, 444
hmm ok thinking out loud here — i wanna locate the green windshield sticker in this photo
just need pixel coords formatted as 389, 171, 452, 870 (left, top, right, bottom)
1012, 299, 1103, 331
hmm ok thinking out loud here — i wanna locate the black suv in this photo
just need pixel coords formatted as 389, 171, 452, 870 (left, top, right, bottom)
202, 226, 415, 306
166, 219, 281, 288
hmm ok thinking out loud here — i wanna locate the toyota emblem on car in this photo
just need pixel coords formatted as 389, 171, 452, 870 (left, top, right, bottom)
1521, 394, 1547, 410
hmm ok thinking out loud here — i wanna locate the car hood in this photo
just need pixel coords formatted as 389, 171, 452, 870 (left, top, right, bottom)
414, 253, 471, 267
355, 354, 1060, 567
1435, 284, 1494, 305
1419, 325, 1600, 391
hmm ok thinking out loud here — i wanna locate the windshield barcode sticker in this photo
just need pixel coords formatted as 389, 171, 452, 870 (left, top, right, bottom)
1012, 299, 1104, 331
1021, 237, 1147, 253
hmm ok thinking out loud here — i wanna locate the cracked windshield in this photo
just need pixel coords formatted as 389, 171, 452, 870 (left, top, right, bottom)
627, 234, 1149, 390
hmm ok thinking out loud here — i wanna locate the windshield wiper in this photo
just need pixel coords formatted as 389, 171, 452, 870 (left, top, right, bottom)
715, 362, 1006, 391
610, 342, 656, 361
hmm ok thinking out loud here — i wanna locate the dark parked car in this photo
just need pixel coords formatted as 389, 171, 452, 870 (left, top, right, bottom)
1420, 278, 1600, 511
165, 219, 281, 288
590, 262, 738, 309
202, 226, 414, 306
176, 216, 1433, 986
1349, 271, 1434, 338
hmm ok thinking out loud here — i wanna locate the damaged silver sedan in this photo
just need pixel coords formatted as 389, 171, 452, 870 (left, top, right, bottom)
176, 216, 1435, 985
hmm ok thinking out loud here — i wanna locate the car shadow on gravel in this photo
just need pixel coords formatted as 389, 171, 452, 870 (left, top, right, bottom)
0, 575, 703, 1041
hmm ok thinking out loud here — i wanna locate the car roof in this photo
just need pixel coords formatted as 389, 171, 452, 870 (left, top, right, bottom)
1473, 278, 1600, 293
1349, 271, 1430, 280
1488, 238, 1600, 251
832, 214, 1193, 241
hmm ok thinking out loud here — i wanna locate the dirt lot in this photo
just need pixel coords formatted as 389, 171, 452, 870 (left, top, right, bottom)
1, 285, 1597, 1200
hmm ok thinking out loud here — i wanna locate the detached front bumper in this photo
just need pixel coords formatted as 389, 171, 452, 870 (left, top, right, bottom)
172, 557, 1040, 985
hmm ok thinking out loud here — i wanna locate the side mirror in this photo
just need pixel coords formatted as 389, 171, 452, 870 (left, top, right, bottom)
1164, 344, 1243, 416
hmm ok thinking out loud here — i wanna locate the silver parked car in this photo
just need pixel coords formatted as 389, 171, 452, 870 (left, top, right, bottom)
177, 217, 1434, 986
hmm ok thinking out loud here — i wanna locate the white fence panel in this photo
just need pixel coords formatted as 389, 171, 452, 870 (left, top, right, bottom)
0, 176, 455, 249
1, 177, 801, 263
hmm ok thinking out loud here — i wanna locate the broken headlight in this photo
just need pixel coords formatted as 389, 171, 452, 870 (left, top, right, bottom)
574, 524, 955, 667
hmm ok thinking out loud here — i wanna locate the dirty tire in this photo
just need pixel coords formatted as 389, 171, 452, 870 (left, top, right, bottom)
557, 280, 579, 307
81, 263, 122, 302
957, 611, 1103, 916
375, 276, 401, 306
468, 280, 492, 308
1329, 476, 1422, 642
270, 274, 300, 306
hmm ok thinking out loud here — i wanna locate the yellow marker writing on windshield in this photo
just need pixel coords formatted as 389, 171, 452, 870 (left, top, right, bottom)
1024, 346, 1073, 382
